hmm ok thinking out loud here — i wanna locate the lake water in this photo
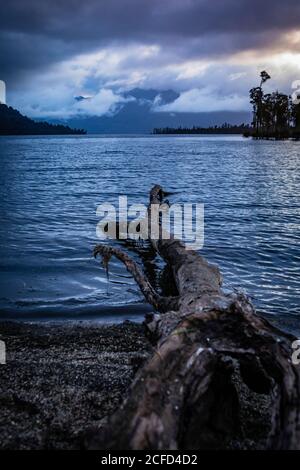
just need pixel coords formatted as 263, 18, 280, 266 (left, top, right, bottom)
0, 135, 299, 329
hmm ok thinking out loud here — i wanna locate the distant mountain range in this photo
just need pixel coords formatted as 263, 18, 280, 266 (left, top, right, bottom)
1, 88, 251, 135
0, 104, 85, 135
49, 88, 251, 134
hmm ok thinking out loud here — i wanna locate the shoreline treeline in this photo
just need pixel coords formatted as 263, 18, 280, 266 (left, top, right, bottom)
0, 104, 86, 135
153, 123, 251, 135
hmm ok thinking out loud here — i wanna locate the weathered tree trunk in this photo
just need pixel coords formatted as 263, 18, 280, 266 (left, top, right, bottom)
89, 186, 300, 450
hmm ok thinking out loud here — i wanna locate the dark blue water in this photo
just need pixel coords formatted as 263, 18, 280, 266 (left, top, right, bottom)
0, 135, 299, 326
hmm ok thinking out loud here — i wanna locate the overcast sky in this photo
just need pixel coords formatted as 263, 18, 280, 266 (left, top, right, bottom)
1, 0, 300, 118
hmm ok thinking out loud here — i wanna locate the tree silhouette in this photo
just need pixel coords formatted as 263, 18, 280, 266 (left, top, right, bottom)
260, 70, 271, 87
248, 71, 300, 139
249, 71, 271, 136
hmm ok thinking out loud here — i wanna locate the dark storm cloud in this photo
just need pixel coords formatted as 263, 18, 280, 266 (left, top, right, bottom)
2, 0, 300, 39
1, 0, 300, 82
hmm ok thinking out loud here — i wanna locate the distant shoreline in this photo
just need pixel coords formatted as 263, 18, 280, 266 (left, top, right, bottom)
153, 124, 300, 139
0, 103, 86, 136
0, 132, 247, 137
153, 124, 250, 135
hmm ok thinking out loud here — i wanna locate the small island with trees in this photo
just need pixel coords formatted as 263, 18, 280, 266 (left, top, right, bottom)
247, 71, 300, 139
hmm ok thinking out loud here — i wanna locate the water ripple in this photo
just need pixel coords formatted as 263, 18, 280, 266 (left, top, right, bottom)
0, 135, 299, 326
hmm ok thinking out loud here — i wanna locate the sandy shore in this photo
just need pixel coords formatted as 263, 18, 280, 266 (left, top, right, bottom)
0, 321, 152, 450
0, 315, 297, 450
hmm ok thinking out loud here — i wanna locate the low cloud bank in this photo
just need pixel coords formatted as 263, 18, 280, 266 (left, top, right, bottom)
154, 88, 249, 113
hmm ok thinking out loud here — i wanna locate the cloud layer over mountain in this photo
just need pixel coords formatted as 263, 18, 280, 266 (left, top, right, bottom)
1, 0, 300, 123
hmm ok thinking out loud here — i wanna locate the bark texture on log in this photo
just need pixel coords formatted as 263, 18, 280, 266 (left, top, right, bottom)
89, 185, 300, 450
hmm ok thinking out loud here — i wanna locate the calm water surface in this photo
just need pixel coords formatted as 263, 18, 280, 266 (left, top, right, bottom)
0, 135, 299, 327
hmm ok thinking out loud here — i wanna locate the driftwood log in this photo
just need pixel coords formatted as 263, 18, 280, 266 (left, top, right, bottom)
89, 185, 300, 450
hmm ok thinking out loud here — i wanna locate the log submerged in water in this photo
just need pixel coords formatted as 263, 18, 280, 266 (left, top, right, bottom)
89, 185, 300, 450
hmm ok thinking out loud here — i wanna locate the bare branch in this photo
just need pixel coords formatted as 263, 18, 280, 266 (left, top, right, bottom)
94, 244, 179, 312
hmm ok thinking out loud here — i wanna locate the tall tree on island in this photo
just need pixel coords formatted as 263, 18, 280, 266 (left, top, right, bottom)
249, 70, 271, 136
